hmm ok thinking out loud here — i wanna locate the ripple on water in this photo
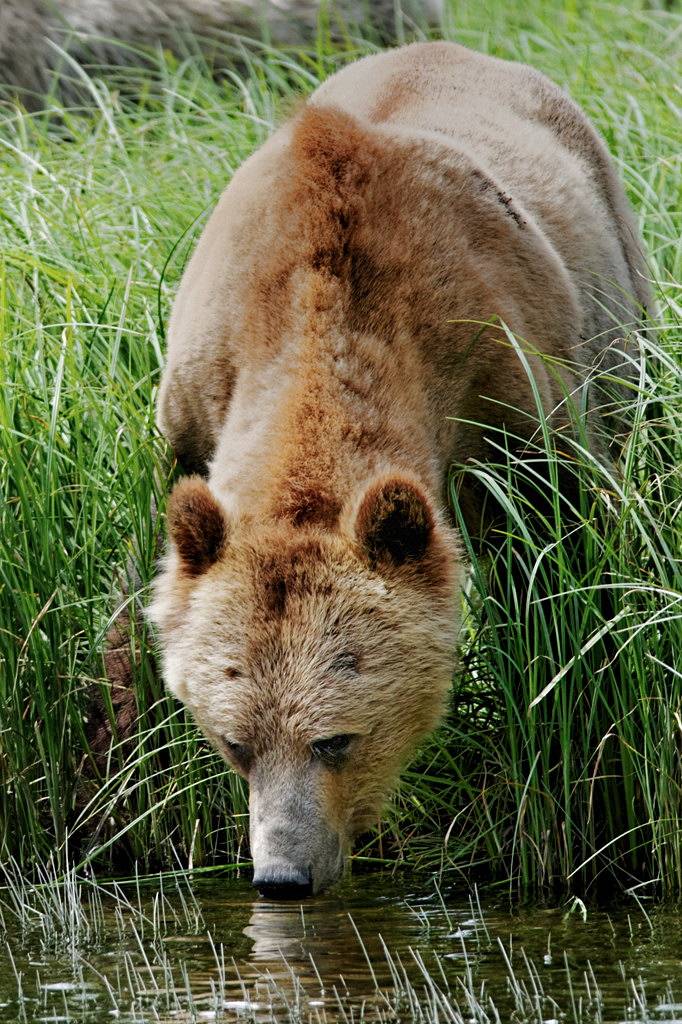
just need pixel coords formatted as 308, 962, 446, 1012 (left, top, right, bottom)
0, 873, 680, 1024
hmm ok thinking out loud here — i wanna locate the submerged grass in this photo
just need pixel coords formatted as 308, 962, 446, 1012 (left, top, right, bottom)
0, 0, 680, 893
0, 862, 680, 1023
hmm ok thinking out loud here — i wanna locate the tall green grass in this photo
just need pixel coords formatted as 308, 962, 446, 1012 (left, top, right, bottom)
0, 1, 679, 892
394, 327, 681, 896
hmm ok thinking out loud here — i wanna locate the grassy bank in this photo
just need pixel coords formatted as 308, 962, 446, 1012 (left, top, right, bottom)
0, 1, 680, 894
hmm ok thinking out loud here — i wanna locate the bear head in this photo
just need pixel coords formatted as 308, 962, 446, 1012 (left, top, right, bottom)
149, 473, 461, 896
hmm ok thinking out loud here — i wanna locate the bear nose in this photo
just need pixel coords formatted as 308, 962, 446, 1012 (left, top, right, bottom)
252, 865, 313, 900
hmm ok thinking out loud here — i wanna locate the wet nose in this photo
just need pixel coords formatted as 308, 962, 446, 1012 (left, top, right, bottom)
252, 865, 313, 900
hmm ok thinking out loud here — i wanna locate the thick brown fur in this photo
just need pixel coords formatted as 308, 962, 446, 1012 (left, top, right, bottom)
167, 476, 229, 577
149, 42, 652, 892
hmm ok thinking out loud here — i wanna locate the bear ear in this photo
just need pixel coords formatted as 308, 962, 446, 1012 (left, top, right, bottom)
353, 475, 436, 570
166, 477, 229, 577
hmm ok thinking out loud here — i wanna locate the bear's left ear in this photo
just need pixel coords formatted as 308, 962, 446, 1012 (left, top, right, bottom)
353, 475, 436, 570
166, 477, 229, 577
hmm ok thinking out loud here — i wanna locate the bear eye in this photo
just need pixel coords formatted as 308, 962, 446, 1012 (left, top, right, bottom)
223, 739, 251, 768
311, 734, 355, 766
331, 651, 359, 675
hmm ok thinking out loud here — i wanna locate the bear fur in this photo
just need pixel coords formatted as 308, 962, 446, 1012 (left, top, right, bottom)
149, 41, 652, 894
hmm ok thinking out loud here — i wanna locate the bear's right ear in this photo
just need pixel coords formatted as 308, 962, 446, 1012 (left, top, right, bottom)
166, 477, 229, 577
353, 474, 436, 570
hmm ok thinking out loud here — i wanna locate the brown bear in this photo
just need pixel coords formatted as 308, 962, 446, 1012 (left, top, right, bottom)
149, 41, 652, 897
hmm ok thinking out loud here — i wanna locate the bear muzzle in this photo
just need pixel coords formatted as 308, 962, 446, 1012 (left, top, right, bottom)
252, 863, 313, 899
249, 771, 345, 898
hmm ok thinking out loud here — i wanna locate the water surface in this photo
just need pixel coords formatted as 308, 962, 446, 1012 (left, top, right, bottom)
1, 872, 680, 1022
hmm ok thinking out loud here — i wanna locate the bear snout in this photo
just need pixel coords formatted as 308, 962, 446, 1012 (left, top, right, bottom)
252, 863, 313, 900
249, 775, 345, 897
250, 825, 344, 898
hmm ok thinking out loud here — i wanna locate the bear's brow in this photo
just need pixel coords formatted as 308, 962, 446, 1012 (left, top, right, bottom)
256, 542, 337, 618
330, 651, 359, 673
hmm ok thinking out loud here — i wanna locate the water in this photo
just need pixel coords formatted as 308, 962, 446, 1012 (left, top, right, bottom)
0, 872, 680, 1022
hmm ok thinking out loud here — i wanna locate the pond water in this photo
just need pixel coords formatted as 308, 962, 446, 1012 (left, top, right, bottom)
0, 872, 680, 1023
